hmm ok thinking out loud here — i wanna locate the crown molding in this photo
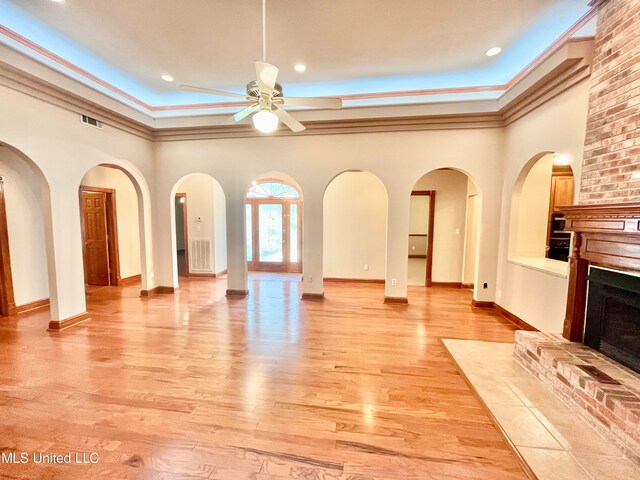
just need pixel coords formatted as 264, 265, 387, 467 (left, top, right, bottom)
0, 59, 154, 140
0, 37, 594, 142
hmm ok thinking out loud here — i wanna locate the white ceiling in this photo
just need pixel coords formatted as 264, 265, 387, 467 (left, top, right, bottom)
0, 0, 595, 118
11, 0, 575, 92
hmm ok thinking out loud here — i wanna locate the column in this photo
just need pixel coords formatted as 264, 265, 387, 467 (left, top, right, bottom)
301, 187, 324, 299
225, 187, 248, 296
45, 185, 89, 330
384, 191, 411, 303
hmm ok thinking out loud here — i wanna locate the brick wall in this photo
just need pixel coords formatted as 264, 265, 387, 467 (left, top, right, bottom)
580, 0, 640, 204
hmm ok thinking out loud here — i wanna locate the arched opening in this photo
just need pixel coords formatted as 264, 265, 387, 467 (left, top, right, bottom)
323, 171, 388, 283
171, 174, 227, 284
245, 173, 302, 273
79, 164, 147, 293
0, 142, 52, 317
408, 168, 481, 289
509, 152, 575, 264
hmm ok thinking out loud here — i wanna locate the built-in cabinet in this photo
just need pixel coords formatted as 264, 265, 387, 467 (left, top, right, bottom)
546, 166, 574, 261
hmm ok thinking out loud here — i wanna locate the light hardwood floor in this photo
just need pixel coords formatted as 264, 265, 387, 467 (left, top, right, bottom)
0, 275, 527, 479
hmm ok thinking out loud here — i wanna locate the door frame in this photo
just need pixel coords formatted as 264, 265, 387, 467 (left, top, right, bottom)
246, 179, 303, 273
79, 186, 121, 286
175, 193, 189, 277
410, 190, 435, 287
0, 176, 17, 316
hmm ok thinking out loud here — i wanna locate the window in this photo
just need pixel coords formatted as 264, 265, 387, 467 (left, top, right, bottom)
247, 182, 299, 199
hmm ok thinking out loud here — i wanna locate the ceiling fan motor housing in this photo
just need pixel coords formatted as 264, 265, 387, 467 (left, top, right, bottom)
246, 80, 283, 98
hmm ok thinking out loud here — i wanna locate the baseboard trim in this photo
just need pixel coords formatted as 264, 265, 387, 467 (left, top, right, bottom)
16, 298, 50, 314
302, 292, 324, 301
188, 272, 216, 278
226, 289, 249, 297
384, 296, 409, 304
216, 269, 228, 277
494, 304, 539, 332
431, 282, 463, 288
47, 312, 91, 332
324, 277, 385, 284
120, 274, 141, 285
140, 286, 176, 297
471, 299, 494, 308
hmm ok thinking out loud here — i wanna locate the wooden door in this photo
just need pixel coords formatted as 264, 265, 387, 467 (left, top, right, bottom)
81, 191, 110, 285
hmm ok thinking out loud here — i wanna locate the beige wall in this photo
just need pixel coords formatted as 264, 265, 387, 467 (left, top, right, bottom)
81, 165, 142, 280
213, 180, 227, 274
414, 169, 469, 283
510, 154, 553, 258
153, 127, 505, 303
0, 146, 49, 306
174, 174, 227, 275
463, 193, 479, 286
0, 83, 155, 322
0, 67, 592, 329
323, 172, 388, 280
497, 79, 590, 332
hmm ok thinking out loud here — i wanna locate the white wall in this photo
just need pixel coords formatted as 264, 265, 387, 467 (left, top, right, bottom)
81, 165, 141, 279
497, 79, 590, 332
414, 169, 469, 283
323, 172, 388, 279
0, 146, 49, 306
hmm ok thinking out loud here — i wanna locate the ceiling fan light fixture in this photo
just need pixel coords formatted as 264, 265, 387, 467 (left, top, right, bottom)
252, 109, 279, 133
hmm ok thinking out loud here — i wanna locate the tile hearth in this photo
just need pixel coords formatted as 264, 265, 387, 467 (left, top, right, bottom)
514, 331, 640, 463
443, 338, 640, 480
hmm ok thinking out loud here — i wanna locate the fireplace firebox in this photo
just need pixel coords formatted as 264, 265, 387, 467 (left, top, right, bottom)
584, 267, 640, 374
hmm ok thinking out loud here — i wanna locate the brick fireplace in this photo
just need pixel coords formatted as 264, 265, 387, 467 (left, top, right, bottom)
514, 0, 640, 464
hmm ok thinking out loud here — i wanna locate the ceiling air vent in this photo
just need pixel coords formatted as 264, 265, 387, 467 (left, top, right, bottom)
80, 114, 103, 129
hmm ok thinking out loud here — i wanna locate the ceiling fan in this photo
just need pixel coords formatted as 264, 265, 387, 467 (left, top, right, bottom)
180, 0, 342, 133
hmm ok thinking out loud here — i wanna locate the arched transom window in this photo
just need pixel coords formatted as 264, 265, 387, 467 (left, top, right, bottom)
247, 182, 300, 199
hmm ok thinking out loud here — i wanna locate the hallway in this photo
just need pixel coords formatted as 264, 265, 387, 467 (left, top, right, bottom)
0, 277, 525, 479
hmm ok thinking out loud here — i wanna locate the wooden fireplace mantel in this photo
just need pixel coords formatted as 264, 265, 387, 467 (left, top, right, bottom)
560, 202, 640, 341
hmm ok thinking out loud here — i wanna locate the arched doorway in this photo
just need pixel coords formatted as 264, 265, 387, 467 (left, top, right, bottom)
509, 152, 575, 263
170, 173, 227, 285
407, 168, 481, 290
246, 179, 302, 273
79, 164, 145, 290
0, 143, 51, 317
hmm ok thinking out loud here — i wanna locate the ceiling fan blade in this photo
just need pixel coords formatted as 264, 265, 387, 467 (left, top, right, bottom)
255, 61, 278, 95
273, 106, 305, 133
231, 103, 260, 123
279, 96, 342, 109
180, 85, 251, 100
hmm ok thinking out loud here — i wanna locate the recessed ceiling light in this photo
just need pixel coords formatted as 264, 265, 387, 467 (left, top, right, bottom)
294, 64, 306, 73
51, 0, 65, 3
161, 74, 174, 82
485, 47, 502, 57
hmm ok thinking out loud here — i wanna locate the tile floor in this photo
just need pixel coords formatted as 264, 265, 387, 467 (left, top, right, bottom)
442, 339, 640, 480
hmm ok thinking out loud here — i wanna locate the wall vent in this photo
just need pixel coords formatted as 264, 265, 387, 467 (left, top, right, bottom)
190, 238, 213, 272
80, 114, 103, 129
